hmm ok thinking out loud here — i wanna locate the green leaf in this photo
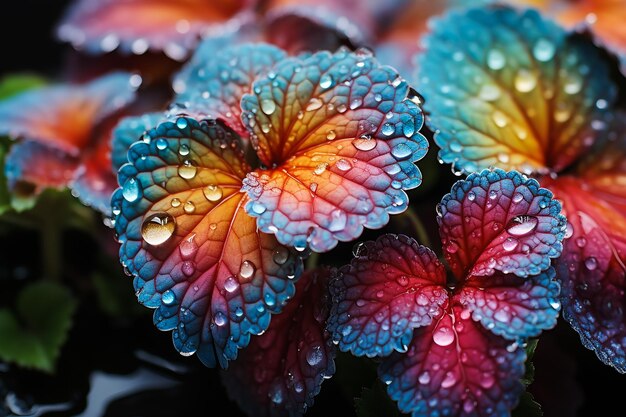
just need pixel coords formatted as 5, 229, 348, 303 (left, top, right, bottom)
355, 381, 405, 417
522, 339, 539, 386
512, 391, 543, 417
0, 73, 46, 100
0, 282, 77, 373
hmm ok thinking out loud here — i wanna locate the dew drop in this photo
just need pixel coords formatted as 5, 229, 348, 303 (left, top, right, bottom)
319, 74, 334, 89
214, 311, 227, 326
441, 371, 457, 388
306, 345, 323, 366
487, 49, 506, 70
162, 290, 175, 305
382, 123, 395, 136
141, 213, 176, 246
273, 246, 289, 265
328, 209, 347, 232
122, 177, 141, 202
224, 276, 239, 293
432, 325, 454, 347
156, 138, 168, 150
178, 161, 197, 179
564, 222, 574, 239
564, 75, 582, 95
446, 240, 459, 254
492, 111, 508, 128
478, 84, 500, 101
182, 261, 195, 276
349, 98, 363, 109
352, 136, 377, 151
176, 118, 188, 129
418, 372, 430, 384
326, 130, 336, 140
178, 143, 190, 156
512, 192, 524, 203
183, 201, 195, 214
533, 38, 556, 62
306, 98, 323, 111
391, 143, 412, 159
506, 215, 538, 236
203, 184, 223, 202
260, 99, 276, 115
240, 260, 256, 279
179, 234, 198, 259
314, 162, 328, 175
467, 191, 476, 201
503, 237, 518, 252
584, 257, 597, 271
514, 69, 537, 92
336, 158, 352, 171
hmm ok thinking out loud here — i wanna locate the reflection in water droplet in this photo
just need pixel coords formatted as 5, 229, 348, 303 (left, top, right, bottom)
178, 161, 197, 179
156, 138, 168, 150
214, 311, 227, 326
328, 209, 347, 232
382, 123, 395, 136
320, 74, 334, 89
506, 215, 538, 236
273, 247, 289, 265
179, 144, 190, 156
441, 371, 457, 388
314, 163, 328, 175
432, 325, 454, 346
184, 201, 195, 214
141, 213, 176, 245
352, 137, 377, 151
584, 257, 597, 271
224, 276, 239, 293
260, 99, 276, 115
306, 98, 323, 111
326, 130, 336, 140
533, 38, 556, 62
123, 177, 141, 202
391, 143, 412, 159
162, 290, 175, 305
492, 111, 508, 128
503, 237, 518, 251
176, 118, 188, 129
350, 98, 363, 109
336, 158, 352, 171
478, 84, 500, 101
171, 198, 181, 207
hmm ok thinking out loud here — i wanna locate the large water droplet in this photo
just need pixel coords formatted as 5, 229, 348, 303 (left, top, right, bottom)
533, 38, 556, 62
176, 118, 188, 129
515, 69, 537, 92
306, 98, 323, 111
141, 213, 176, 246
382, 123, 395, 136
156, 138, 168, 150
391, 143, 412, 159
240, 260, 256, 279
123, 177, 142, 202
584, 257, 597, 271
432, 325, 455, 346
179, 234, 198, 258
506, 215, 538, 236
214, 311, 227, 326
306, 345, 323, 366
352, 136, 377, 151
260, 99, 276, 115
178, 160, 197, 179
503, 237, 518, 252
336, 158, 352, 171
487, 49, 506, 70
184, 201, 196, 214
328, 209, 347, 232
203, 184, 223, 202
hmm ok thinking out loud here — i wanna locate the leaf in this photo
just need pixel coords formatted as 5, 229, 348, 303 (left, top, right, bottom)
0, 74, 46, 100
355, 382, 403, 417
0, 282, 77, 373
512, 391, 543, 417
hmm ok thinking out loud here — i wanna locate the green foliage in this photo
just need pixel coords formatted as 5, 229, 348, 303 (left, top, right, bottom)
0, 73, 46, 100
0, 282, 77, 373
512, 339, 543, 417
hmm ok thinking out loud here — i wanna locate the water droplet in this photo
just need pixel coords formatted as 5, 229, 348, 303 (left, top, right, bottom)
306, 345, 323, 366
564, 222, 574, 238
497, 153, 510, 163
178, 160, 197, 179
514, 69, 537, 92
382, 123, 395, 136
584, 257, 597, 271
576, 237, 586, 248
224, 276, 239, 293
480, 374, 495, 389
418, 372, 430, 384
178, 143, 190, 156
214, 311, 227, 326
463, 398, 476, 413
156, 138, 168, 150
391, 143, 412, 159
352, 136, 376, 151
446, 240, 459, 254
326, 130, 336, 140
489, 190, 498, 200
260, 99, 276, 115
176, 118, 188, 129
441, 371, 457, 388
494, 309, 510, 322
374, 93, 383, 102
141, 213, 176, 245
512, 192, 524, 203
203, 184, 223, 202
564, 75, 582, 95
533, 38, 556, 62
376, 290, 384, 298
162, 290, 175, 305
503, 237, 518, 252
319, 74, 334, 89
314, 162, 328, 175
336, 158, 352, 171
349, 98, 363, 110
306, 98, 323, 111
487, 49, 506, 70
250, 201, 265, 215
492, 110, 508, 127
179, 234, 198, 258
273, 246, 289, 265
240, 260, 256, 280
433, 325, 454, 346
183, 201, 195, 214
467, 191, 476, 201
328, 209, 347, 232
182, 261, 195, 276
479, 84, 501, 101
122, 177, 141, 202
270, 384, 283, 404
235, 307, 244, 317
506, 215, 538, 236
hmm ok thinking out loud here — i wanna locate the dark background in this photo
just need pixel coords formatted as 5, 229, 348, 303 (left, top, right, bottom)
1, 1, 626, 416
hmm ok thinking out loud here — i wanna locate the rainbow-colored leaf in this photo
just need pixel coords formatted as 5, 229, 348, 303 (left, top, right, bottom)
173, 43, 286, 138
418, 5, 616, 174
111, 112, 168, 172
56, 0, 254, 60
438, 169, 566, 279
111, 117, 303, 368
379, 305, 526, 417
241, 48, 428, 252
222, 268, 335, 417
328, 234, 448, 357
